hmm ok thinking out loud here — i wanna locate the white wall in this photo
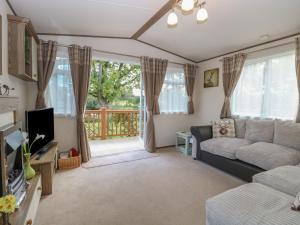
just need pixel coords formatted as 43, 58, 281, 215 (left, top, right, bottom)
34, 35, 198, 149
194, 37, 297, 126
0, 1, 33, 129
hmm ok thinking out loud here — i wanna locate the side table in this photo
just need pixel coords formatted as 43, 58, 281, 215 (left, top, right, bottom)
176, 131, 192, 155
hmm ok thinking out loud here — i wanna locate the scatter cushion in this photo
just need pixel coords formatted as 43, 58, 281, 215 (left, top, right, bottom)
245, 119, 274, 143
236, 142, 300, 170
253, 166, 300, 197
212, 119, 235, 138
206, 183, 300, 225
200, 137, 250, 159
234, 118, 247, 138
274, 120, 300, 151
292, 192, 300, 211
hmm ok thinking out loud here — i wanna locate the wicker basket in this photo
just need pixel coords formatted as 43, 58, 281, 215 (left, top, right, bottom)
58, 155, 81, 170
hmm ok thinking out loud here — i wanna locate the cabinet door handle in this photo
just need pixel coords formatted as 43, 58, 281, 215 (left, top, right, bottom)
26, 219, 33, 225
37, 186, 42, 191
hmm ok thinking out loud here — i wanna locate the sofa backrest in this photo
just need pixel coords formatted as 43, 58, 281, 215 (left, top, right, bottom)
245, 119, 274, 143
274, 120, 300, 151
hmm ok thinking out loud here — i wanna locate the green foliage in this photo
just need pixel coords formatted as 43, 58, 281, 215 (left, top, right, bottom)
88, 60, 141, 110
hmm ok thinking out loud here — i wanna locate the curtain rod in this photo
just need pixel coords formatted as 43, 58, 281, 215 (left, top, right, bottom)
219, 39, 296, 62
57, 43, 186, 66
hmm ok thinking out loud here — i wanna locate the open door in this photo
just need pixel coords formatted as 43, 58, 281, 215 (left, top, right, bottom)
139, 75, 146, 142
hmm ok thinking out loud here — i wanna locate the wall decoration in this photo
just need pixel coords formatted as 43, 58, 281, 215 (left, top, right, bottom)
204, 68, 219, 88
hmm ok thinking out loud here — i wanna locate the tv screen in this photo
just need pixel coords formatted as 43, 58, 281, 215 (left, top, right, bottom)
26, 108, 54, 156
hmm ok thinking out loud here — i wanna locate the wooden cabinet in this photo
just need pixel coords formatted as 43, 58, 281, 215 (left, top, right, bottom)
30, 142, 58, 195
7, 15, 39, 82
1, 175, 42, 225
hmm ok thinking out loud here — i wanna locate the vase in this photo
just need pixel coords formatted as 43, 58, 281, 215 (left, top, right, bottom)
24, 153, 35, 180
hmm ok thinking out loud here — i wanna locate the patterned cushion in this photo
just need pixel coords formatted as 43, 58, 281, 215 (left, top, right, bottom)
245, 119, 274, 143
206, 183, 300, 225
200, 137, 250, 159
212, 119, 235, 138
253, 166, 300, 197
236, 142, 300, 170
274, 120, 300, 151
234, 118, 247, 138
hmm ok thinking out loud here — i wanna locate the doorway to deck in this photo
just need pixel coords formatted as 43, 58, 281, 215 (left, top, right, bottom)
85, 59, 144, 157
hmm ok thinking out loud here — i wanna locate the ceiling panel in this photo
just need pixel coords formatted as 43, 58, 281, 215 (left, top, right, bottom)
139, 0, 300, 61
9, 0, 168, 37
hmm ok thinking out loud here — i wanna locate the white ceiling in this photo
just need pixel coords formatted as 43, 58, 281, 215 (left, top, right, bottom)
139, 0, 300, 61
9, 0, 300, 62
10, 0, 168, 37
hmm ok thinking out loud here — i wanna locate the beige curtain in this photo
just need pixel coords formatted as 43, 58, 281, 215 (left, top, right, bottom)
68, 45, 92, 162
296, 38, 300, 122
140, 56, 168, 152
220, 53, 247, 118
184, 64, 197, 114
36, 40, 57, 109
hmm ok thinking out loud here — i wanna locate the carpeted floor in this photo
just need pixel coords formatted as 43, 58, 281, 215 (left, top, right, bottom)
35, 148, 244, 225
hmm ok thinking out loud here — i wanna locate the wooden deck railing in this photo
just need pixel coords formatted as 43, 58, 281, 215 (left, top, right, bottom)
84, 108, 139, 139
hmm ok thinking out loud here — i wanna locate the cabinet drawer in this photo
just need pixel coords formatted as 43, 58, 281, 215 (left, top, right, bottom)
24, 176, 42, 225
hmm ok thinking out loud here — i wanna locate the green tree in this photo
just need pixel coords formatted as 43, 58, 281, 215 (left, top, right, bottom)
87, 60, 141, 109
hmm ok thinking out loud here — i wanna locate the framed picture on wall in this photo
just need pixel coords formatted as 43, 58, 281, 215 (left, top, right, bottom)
204, 68, 219, 88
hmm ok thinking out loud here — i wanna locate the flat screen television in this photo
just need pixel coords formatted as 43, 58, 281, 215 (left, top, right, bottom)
25, 108, 54, 156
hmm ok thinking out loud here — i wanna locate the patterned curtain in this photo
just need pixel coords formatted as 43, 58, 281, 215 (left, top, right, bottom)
220, 53, 247, 118
184, 64, 197, 114
36, 40, 57, 109
140, 56, 168, 152
296, 38, 300, 122
68, 45, 92, 162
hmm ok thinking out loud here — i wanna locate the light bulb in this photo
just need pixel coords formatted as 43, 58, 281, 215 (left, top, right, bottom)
181, 0, 194, 12
167, 11, 178, 26
197, 7, 208, 22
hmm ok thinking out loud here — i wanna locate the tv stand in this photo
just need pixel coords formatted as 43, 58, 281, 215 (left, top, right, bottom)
34, 141, 57, 160
30, 142, 58, 195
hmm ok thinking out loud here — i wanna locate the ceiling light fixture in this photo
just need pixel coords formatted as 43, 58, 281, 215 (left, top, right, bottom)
167, 0, 208, 27
167, 10, 178, 26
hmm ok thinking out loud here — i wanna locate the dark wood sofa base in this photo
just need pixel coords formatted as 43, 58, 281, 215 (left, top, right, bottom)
198, 150, 264, 182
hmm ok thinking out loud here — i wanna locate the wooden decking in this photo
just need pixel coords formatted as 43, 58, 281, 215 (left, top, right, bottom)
89, 136, 144, 158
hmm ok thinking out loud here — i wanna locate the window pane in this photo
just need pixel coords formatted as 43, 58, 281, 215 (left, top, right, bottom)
231, 51, 298, 120
45, 47, 76, 116
232, 62, 265, 117
159, 67, 187, 113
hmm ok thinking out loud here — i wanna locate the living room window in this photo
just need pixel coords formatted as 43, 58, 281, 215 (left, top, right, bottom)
45, 47, 76, 117
159, 66, 188, 114
231, 50, 298, 120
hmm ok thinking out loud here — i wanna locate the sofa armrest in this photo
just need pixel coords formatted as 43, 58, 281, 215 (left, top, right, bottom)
190, 126, 212, 160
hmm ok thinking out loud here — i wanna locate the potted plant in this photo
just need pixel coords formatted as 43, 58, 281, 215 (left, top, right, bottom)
0, 194, 16, 225
22, 133, 45, 180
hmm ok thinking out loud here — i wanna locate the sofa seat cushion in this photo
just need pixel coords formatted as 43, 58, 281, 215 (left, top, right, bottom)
206, 183, 300, 225
253, 166, 300, 197
236, 142, 300, 170
200, 137, 250, 159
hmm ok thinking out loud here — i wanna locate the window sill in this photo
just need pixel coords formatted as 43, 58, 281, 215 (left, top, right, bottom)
159, 112, 188, 115
54, 114, 76, 119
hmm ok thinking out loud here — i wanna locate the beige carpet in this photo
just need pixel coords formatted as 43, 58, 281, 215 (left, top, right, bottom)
35, 148, 244, 225
82, 150, 159, 168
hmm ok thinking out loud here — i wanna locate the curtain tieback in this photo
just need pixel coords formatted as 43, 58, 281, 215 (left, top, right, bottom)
154, 95, 159, 101
147, 110, 153, 116
188, 96, 193, 102
77, 114, 84, 122
224, 96, 230, 103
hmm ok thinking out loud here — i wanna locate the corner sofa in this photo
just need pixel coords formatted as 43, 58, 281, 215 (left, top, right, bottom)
206, 165, 300, 225
191, 118, 300, 181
